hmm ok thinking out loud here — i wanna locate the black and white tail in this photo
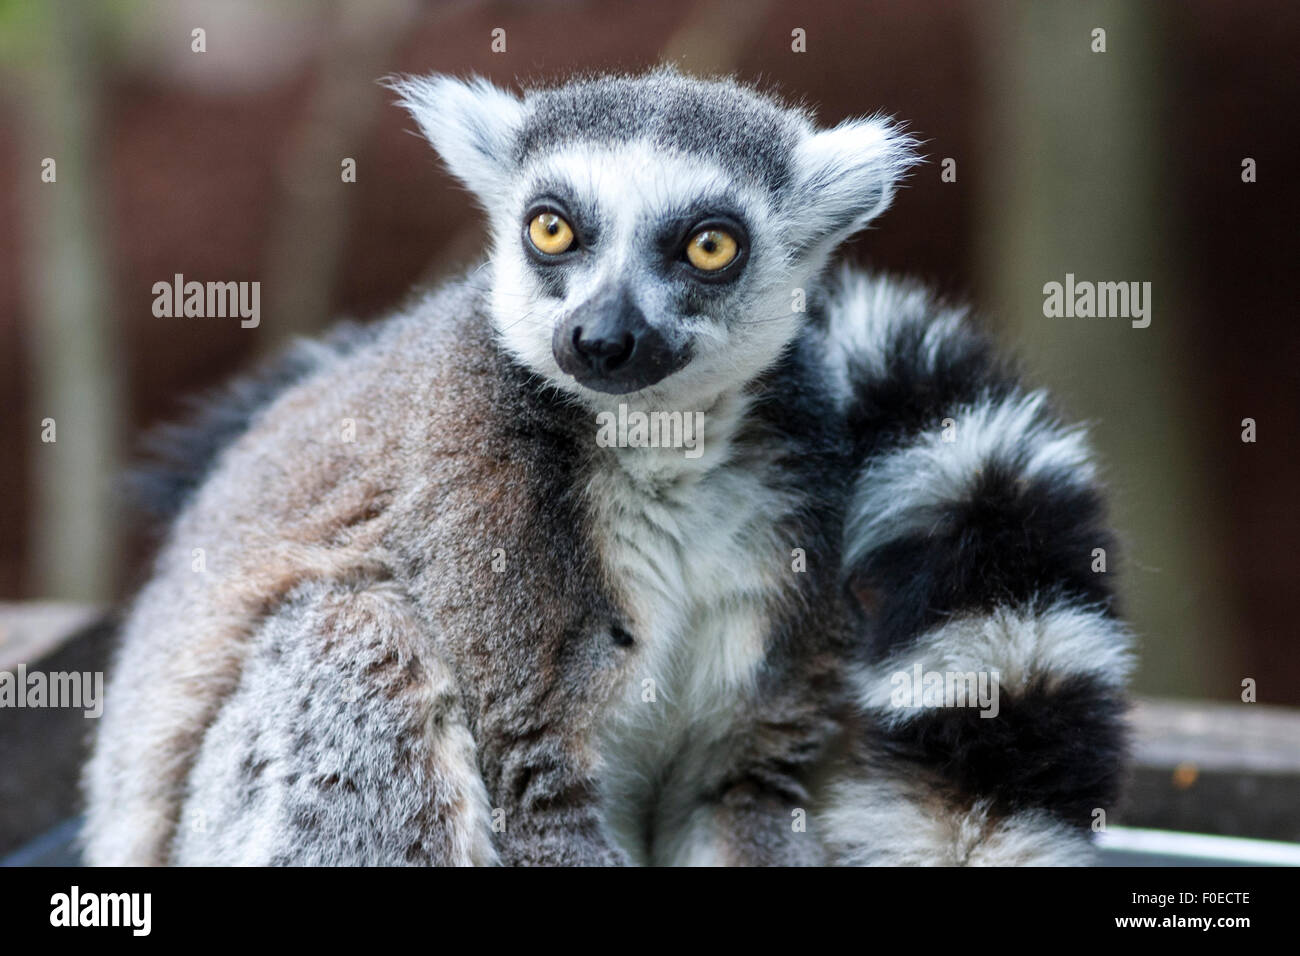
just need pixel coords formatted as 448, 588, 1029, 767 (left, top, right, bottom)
817, 270, 1133, 865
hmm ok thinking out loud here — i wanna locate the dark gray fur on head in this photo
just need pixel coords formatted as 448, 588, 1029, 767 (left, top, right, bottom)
514, 68, 809, 194
385, 67, 918, 242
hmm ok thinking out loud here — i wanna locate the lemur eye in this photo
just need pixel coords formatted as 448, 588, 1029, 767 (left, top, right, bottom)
528, 212, 575, 255
685, 228, 739, 272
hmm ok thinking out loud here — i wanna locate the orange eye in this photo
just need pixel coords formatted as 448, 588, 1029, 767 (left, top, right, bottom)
685, 228, 739, 271
528, 212, 575, 255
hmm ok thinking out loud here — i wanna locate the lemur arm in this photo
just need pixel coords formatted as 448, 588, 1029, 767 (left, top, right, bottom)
163, 577, 625, 866
817, 272, 1132, 865
161, 580, 500, 865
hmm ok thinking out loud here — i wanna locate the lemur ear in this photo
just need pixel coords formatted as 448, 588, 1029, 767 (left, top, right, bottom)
386, 74, 525, 198
791, 116, 920, 245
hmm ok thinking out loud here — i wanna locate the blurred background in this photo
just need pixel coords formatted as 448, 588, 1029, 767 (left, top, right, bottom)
2, 0, 1300, 868
1, 0, 1299, 859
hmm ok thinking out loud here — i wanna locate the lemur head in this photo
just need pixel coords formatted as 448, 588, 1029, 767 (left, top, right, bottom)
393, 68, 917, 405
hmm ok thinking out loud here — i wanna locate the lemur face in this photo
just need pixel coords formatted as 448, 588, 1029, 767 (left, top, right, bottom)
499, 140, 784, 397
393, 69, 917, 405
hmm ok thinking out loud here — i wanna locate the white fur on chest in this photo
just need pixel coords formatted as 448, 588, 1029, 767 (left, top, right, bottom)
587, 394, 797, 861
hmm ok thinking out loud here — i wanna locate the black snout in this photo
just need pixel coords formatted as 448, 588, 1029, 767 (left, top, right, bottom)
553, 290, 687, 394
572, 324, 635, 377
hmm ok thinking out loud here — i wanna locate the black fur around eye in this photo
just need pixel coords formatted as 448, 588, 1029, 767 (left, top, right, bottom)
522, 199, 582, 262
676, 215, 749, 282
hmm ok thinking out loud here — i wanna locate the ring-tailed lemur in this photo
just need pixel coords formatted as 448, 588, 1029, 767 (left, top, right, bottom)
84, 69, 1131, 866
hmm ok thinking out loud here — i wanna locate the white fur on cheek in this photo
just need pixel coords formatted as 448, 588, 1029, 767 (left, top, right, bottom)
488, 245, 564, 382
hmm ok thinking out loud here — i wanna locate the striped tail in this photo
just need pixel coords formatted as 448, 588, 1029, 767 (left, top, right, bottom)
817, 270, 1133, 865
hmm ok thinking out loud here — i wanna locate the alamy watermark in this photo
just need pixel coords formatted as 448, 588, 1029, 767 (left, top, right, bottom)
595, 404, 705, 459
889, 663, 1001, 718
1042, 273, 1151, 328
152, 273, 260, 328
1, 664, 103, 718
50, 886, 150, 936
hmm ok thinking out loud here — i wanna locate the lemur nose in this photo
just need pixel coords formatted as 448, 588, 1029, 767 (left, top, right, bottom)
571, 326, 635, 373
553, 288, 687, 394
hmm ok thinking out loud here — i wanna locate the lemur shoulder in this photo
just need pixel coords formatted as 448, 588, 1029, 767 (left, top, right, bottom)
85, 69, 1132, 866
